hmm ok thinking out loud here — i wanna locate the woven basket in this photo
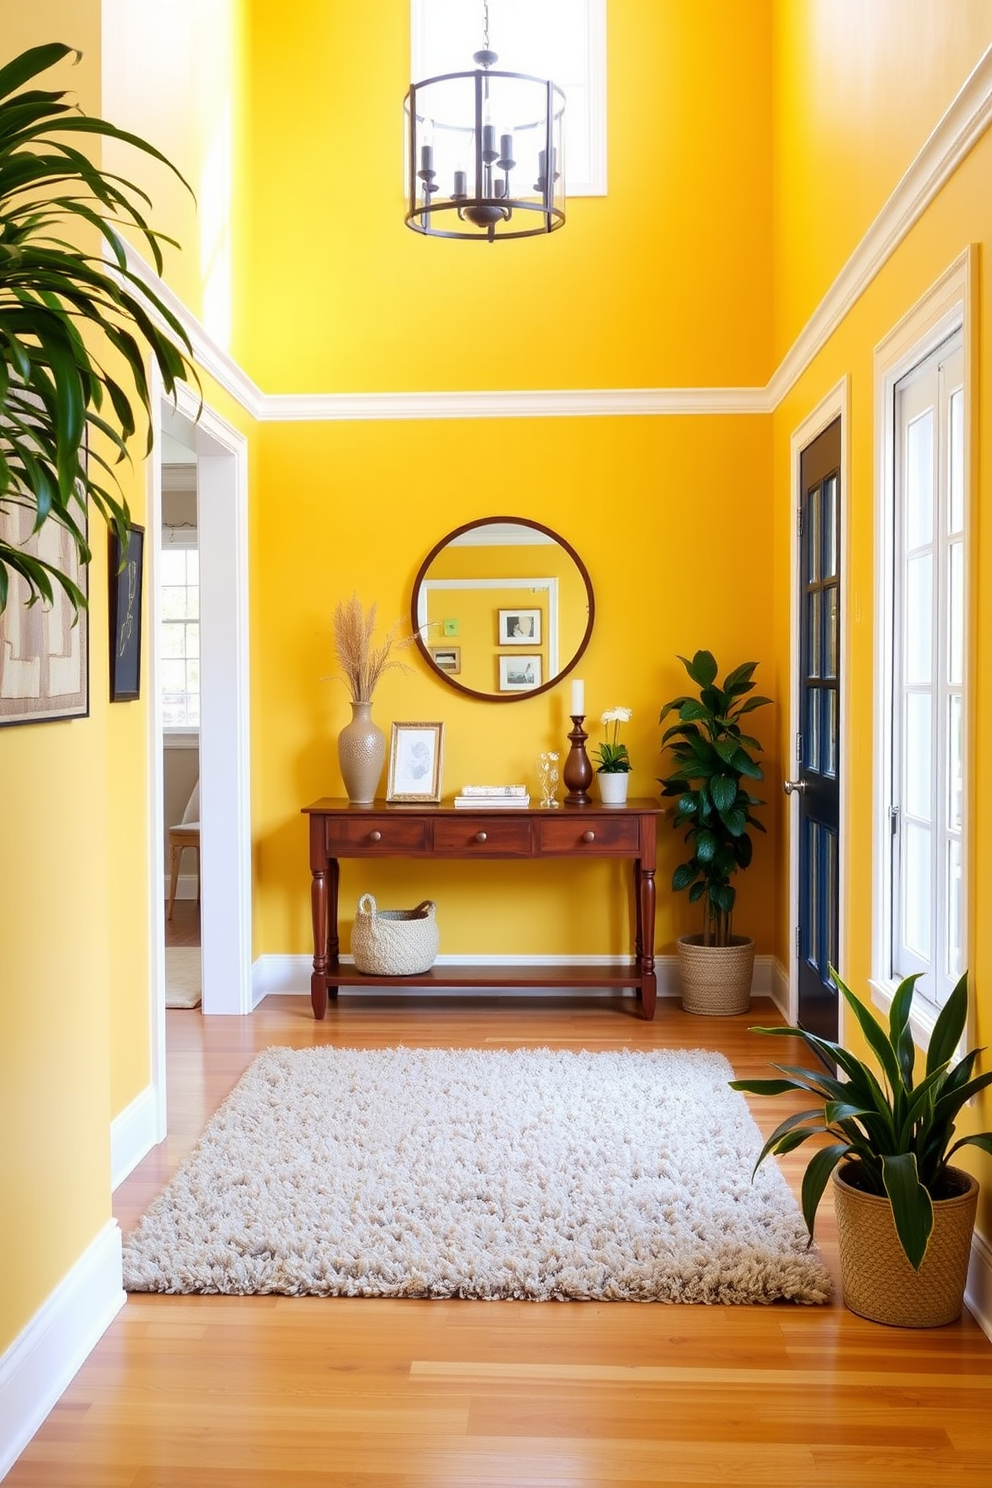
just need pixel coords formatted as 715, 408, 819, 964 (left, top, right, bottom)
832, 1163, 978, 1327
350, 894, 438, 976
676, 934, 754, 1015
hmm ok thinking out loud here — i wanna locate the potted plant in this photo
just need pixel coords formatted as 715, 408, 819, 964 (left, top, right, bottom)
731, 968, 992, 1326
658, 650, 770, 1013
0, 42, 195, 613
592, 706, 632, 805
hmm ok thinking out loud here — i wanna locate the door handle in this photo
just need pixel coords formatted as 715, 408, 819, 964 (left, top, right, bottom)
783, 778, 807, 796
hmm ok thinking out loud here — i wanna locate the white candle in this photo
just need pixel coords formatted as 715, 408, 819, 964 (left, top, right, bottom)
570, 678, 585, 715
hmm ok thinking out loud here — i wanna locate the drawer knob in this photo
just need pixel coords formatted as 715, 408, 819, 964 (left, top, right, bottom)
475, 830, 488, 843
581, 829, 596, 843
368, 830, 382, 842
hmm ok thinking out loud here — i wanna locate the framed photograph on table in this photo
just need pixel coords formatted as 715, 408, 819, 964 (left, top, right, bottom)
109, 524, 144, 701
498, 654, 542, 692
0, 503, 89, 726
387, 720, 444, 802
498, 608, 541, 644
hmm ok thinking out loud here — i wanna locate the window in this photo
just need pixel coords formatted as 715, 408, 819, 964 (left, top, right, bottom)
160, 534, 200, 728
412, 0, 606, 196
886, 331, 965, 1012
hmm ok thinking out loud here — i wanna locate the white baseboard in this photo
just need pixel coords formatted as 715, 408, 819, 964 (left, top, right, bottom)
252, 952, 780, 1005
167, 872, 199, 903
110, 1084, 161, 1191
966, 1221, 992, 1342
0, 1221, 125, 1482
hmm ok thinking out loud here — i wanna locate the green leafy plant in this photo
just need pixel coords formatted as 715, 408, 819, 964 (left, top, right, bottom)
593, 706, 632, 773
730, 969, 992, 1270
0, 41, 196, 613
658, 650, 770, 946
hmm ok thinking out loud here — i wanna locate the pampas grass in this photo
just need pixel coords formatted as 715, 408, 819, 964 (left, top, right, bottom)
332, 595, 413, 703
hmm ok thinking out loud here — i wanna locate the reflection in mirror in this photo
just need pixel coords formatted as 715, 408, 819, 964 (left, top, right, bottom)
412, 517, 594, 701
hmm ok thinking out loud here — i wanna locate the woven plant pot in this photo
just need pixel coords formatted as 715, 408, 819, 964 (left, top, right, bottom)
832, 1163, 978, 1327
676, 934, 754, 1015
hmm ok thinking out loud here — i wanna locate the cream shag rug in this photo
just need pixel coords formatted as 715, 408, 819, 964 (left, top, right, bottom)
165, 947, 201, 1009
122, 1046, 831, 1304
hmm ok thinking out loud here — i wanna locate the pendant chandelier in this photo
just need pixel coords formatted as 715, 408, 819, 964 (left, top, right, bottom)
404, 2, 566, 242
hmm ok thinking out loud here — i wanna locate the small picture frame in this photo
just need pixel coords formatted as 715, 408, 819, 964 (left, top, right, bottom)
498, 608, 541, 645
109, 524, 144, 702
499, 654, 542, 692
387, 721, 444, 802
429, 645, 461, 675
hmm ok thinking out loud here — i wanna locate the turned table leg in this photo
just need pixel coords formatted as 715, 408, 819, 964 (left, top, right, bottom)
639, 866, 657, 1020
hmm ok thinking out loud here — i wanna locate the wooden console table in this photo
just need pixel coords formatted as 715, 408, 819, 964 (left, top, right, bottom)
302, 798, 663, 1021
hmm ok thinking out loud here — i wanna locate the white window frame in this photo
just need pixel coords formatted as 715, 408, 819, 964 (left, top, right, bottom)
872, 249, 975, 1048
161, 525, 200, 742
411, 0, 607, 197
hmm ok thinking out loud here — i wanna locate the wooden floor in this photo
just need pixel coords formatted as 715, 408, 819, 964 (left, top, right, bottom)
9, 985, 992, 1487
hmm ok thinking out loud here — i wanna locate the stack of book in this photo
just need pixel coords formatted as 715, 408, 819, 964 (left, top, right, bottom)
453, 784, 530, 809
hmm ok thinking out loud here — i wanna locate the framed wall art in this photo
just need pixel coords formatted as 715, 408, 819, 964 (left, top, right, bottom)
429, 645, 461, 674
498, 607, 541, 644
109, 524, 144, 701
386, 720, 444, 802
498, 654, 542, 692
0, 504, 89, 726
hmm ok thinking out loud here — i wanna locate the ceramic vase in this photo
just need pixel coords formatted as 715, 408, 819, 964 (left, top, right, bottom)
597, 771, 630, 805
338, 701, 385, 805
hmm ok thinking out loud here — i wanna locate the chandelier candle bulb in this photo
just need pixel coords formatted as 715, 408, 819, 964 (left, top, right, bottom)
570, 678, 584, 715
500, 133, 514, 164
482, 124, 497, 159
453, 170, 467, 197
420, 144, 434, 173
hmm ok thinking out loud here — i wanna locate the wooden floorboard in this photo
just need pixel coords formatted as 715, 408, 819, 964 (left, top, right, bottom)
9, 992, 992, 1487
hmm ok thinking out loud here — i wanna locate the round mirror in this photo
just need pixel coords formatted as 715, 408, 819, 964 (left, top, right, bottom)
411, 516, 594, 701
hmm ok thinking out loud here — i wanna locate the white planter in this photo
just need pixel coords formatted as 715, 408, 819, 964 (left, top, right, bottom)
597, 772, 630, 805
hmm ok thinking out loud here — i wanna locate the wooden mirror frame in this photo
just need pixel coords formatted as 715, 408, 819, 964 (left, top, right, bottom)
411, 515, 595, 702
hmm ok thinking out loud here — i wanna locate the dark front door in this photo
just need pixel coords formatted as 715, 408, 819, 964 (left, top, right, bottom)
792, 418, 841, 1046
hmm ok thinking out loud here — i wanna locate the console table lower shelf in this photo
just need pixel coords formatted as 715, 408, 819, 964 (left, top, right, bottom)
302, 797, 663, 1021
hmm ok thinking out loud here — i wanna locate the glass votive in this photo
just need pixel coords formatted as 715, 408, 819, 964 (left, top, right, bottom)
538, 751, 560, 808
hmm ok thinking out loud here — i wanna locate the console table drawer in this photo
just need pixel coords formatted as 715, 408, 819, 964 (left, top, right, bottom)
324, 818, 427, 854
432, 817, 534, 854
538, 816, 641, 854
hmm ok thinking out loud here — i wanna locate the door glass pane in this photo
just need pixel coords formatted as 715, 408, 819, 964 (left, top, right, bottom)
948, 539, 963, 685
903, 821, 932, 962
824, 585, 838, 678
947, 693, 962, 830
825, 828, 838, 975
807, 821, 820, 969
905, 409, 934, 548
905, 692, 932, 821
905, 553, 932, 685
947, 837, 962, 981
822, 475, 837, 577
808, 590, 821, 677
824, 689, 838, 778
807, 686, 820, 773
949, 387, 964, 534
807, 482, 820, 582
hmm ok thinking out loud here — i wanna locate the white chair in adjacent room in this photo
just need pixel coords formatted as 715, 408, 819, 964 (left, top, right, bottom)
167, 779, 200, 920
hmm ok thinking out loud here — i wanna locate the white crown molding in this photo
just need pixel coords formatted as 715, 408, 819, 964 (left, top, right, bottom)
258, 386, 771, 421
767, 40, 992, 408
126, 40, 992, 424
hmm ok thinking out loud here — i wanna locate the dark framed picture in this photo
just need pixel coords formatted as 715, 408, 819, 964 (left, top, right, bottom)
0, 503, 89, 726
109, 524, 144, 702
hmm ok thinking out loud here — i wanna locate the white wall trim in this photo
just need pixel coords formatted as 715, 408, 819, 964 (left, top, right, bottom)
0, 1222, 125, 1482
252, 952, 779, 1003
259, 386, 772, 421
966, 1221, 992, 1343
110, 1085, 159, 1191
767, 42, 992, 409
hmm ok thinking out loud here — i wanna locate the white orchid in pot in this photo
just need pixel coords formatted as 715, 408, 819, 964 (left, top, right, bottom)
593, 707, 632, 805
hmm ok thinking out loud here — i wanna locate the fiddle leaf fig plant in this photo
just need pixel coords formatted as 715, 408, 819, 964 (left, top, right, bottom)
0, 41, 196, 613
730, 968, 992, 1271
658, 650, 771, 946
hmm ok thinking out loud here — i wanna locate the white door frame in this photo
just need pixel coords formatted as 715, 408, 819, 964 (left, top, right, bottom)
787, 378, 850, 1026
147, 384, 252, 1133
